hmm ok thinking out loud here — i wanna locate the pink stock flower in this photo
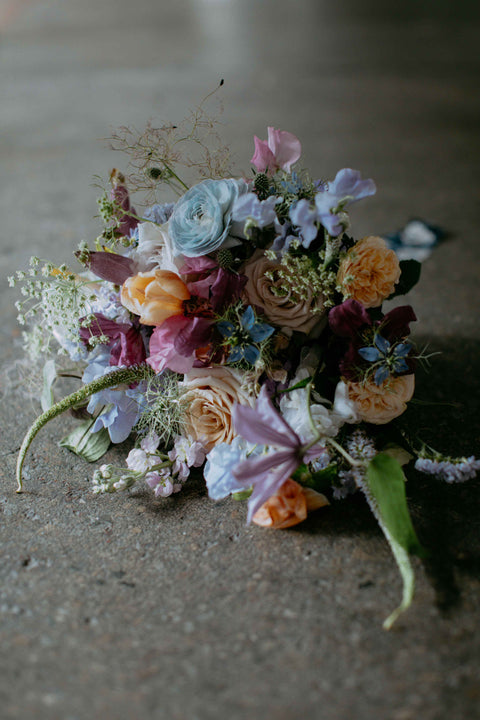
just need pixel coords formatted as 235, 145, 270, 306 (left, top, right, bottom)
251, 127, 301, 176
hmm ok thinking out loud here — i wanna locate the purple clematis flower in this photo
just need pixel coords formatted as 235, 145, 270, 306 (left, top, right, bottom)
232, 386, 324, 522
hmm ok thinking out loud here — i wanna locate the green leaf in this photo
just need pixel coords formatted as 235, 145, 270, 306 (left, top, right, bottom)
59, 419, 111, 462
40, 359, 57, 412
366, 454, 423, 554
232, 489, 253, 501
276, 376, 313, 395
389, 259, 421, 298
360, 453, 426, 628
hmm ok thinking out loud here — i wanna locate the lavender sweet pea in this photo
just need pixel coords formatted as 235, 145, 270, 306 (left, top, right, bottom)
290, 168, 376, 240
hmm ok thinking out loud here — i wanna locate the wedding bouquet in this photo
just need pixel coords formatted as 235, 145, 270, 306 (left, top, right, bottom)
11, 111, 479, 628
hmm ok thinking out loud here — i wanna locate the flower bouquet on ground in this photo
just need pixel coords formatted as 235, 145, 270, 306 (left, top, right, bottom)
10, 106, 479, 629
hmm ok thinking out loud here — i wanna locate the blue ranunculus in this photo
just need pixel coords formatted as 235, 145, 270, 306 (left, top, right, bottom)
169, 178, 247, 257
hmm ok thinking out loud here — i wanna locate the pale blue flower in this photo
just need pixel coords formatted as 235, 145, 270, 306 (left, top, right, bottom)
232, 192, 280, 228
82, 352, 146, 443
205, 437, 262, 500
169, 179, 247, 257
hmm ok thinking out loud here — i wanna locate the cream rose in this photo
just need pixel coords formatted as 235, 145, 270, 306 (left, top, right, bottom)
345, 374, 415, 424
180, 367, 257, 452
337, 236, 401, 308
243, 250, 326, 334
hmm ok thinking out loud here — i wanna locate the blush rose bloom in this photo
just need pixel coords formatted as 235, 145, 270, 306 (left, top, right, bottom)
252, 479, 329, 529
345, 374, 415, 424
180, 367, 257, 452
243, 250, 326, 334
337, 236, 401, 308
121, 269, 190, 326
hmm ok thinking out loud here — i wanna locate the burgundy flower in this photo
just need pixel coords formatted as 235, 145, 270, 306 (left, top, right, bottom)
79, 313, 146, 367
85, 251, 137, 285
110, 169, 138, 237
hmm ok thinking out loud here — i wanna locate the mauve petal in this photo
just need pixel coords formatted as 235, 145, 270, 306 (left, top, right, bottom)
329, 299, 372, 338
233, 449, 293, 486
79, 313, 131, 344
180, 256, 218, 275
267, 127, 302, 172
251, 136, 277, 174
110, 326, 146, 367
233, 387, 300, 449
380, 305, 417, 340
110, 184, 138, 236
210, 269, 247, 311
174, 317, 213, 357
87, 251, 137, 285
246, 458, 300, 523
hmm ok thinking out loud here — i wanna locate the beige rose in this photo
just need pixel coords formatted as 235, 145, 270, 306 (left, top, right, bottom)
243, 250, 326, 334
337, 236, 401, 308
121, 269, 190, 326
180, 367, 257, 452
346, 374, 415, 424
252, 479, 329, 529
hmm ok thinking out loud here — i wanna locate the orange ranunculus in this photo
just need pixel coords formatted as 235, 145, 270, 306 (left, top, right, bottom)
346, 374, 415, 424
252, 479, 329, 529
337, 236, 401, 308
121, 269, 190, 326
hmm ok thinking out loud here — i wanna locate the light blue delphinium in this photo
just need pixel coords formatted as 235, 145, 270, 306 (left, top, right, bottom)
205, 437, 263, 501
169, 178, 247, 257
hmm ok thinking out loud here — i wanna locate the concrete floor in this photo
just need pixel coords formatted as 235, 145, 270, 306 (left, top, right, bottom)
1, 1, 480, 718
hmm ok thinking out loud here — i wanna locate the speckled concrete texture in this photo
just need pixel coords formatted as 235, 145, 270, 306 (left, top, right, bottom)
1, 1, 480, 718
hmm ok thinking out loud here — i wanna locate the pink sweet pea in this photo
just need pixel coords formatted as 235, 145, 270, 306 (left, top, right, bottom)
147, 315, 213, 375
251, 127, 301, 176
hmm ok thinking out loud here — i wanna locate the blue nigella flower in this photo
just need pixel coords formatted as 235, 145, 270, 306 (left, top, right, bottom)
217, 305, 274, 365
358, 334, 411, 386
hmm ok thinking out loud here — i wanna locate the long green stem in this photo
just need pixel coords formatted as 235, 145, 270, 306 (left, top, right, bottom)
16, 364, 153, 493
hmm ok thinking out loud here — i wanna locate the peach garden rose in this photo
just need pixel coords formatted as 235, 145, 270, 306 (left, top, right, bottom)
345, 374, 415, 424
337, 236, 401, 308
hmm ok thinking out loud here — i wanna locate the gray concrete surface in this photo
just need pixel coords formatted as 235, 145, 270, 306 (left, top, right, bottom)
1, 1, 480, 718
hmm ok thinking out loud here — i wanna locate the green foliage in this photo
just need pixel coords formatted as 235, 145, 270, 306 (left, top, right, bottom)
389, 259, 421, 298
59, 420, 111, 463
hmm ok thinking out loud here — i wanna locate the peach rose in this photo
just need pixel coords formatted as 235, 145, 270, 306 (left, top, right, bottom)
121, 269, 190, 326
252, 479, 329, 529
337, 236, 401, 308
180, 367, 257, 452
345, 374, 415, 424
243, 250, 326, 334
